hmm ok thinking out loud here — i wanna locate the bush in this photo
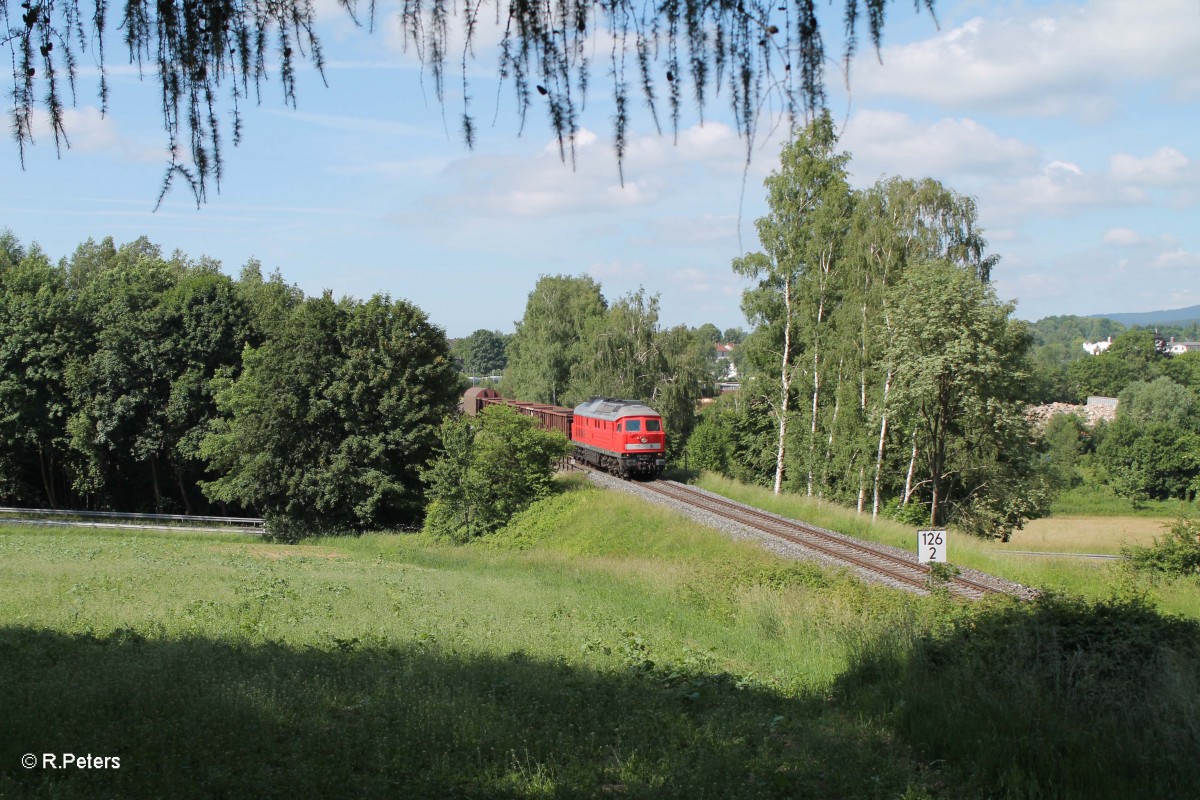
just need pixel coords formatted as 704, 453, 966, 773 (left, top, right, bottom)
837, 592, 1200, 799
1122, 517, 1200, 576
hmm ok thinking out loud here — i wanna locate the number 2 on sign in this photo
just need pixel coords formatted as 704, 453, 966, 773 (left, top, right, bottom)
918, 530, 947, 563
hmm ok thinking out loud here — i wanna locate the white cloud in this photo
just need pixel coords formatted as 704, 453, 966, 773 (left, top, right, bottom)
853, 0, 1200, 118
1103, 227, 1143, 247
1109, 147, 1193, 186
27, 106, 163, 163
422, 122, 762, 219
842, 110, 1039, 183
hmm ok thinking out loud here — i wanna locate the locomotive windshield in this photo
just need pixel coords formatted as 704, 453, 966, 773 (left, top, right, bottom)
626, 420, 641, 432
646, 420, 661, 431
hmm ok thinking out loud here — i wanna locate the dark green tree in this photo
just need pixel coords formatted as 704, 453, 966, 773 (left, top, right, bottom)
234, 260, 305, 343
200, 292, 461, 538
1098, 419, 1199, 504
64, 239, 181, 510
1068, 329, 1165, 398
1041, 413, 1088, 491
0, 242, 80, 506
454, 329, 510, 377
1117, 377, 1198, 430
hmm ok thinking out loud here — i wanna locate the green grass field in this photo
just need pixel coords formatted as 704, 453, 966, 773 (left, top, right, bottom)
3, 475, 1199, 798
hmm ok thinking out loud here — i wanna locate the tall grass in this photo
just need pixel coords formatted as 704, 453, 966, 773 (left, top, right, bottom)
692, 471, 1200, 618
1051, 484, 1197, 517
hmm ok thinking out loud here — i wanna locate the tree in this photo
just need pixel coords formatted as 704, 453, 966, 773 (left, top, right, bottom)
454, 329, 509, 377
844, 176, 1002, 518
0, 243, 80, 506
1068, 329, 1165, 398
1117, 377, 1198, 430
506, 274, 606, 405
1041, 413, 1088, 491
200, 292, 461, 538
423, 404, 570, 541
7, 0, 938, 203
884, 260, 1042, 537
721, 327, 748, 345
64, 239, 182, 510
1098, 419, 1199, 504
733, 111, 850, 495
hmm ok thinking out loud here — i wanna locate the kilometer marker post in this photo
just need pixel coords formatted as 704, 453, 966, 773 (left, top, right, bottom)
917, 529, 947, 564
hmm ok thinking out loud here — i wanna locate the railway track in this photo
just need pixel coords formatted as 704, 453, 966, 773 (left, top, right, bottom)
572, 465, 1031, 599
643, 480, 1006, 600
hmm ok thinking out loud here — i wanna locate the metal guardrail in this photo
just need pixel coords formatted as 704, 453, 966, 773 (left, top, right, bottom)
0, 506, 265, 535
0, 506, 263, 524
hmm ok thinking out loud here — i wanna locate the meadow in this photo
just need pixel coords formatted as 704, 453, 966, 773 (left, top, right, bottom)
3, 474, 1199, 799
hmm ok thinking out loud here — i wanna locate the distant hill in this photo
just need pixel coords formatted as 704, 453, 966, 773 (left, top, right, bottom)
1090, 304, 1200, 327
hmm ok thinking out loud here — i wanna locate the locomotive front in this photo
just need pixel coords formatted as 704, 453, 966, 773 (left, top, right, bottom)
571, 398, 667, 478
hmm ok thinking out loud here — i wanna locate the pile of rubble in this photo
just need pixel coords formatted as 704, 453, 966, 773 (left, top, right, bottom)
1025, 401, 1118, 430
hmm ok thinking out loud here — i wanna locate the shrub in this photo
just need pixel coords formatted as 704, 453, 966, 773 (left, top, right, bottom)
1122, 517, 1200, 576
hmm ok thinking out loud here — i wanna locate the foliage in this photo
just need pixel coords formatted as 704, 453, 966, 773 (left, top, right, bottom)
1097, 418, 1200, 504
1029, 314, 1125, 359
7, 0, 937, 203
0, 242, 80, 507
733, 111, 852, 495
1068, 329, 1167, 398
1117, 376, 1199, 429
1122, 518, 1200, 577
201, 292, 461, 539
506, 274, 606, 406
1041, 412, 1088, 490
1162, 351, 1200, 394
882, 261, 1043, 537
453, 329, 509, 377
423, 403, 570, 542
0, 232, 330, 515
685, 392, 777, 486
838, 592, 1200, 799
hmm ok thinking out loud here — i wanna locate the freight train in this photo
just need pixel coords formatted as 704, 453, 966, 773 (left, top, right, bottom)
463, 387, 666, 478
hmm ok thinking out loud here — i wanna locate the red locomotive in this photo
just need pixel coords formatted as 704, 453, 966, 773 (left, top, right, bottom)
462, 387, 666, 478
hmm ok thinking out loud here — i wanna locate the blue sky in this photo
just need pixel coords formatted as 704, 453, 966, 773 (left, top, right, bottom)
3, 0, 1198, 338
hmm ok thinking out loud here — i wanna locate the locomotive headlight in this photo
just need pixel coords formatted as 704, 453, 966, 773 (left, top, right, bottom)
640, 436, 647, 443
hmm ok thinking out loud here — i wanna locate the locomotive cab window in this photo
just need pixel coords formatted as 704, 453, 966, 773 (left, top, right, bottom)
625, 420, 642, 432
616, 423, 622, 431
646, 420, 661, 432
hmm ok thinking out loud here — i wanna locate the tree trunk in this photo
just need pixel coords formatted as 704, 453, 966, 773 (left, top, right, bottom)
175, 466, 194, 516
821, 359, 843, 499
857, 465, 865, 513
37, 446, 59, 508
903, 431, 918, 505
149, 454, 163, 512
871, 368, 892, 520
774, 277, 795, 495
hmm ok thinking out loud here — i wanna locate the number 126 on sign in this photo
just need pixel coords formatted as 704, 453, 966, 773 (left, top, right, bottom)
918, 530, 947, 563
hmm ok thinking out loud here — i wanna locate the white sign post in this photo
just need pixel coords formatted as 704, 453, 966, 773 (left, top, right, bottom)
918, 529, 947, 564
